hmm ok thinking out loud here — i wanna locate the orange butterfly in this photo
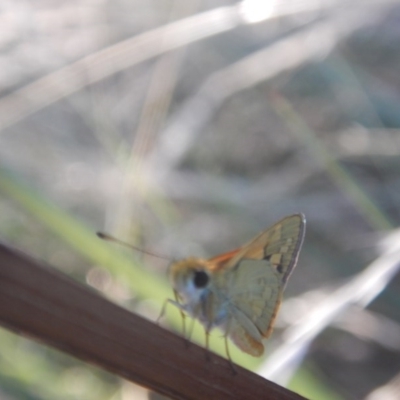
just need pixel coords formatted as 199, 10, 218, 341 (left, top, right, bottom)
167, 214, 306, 359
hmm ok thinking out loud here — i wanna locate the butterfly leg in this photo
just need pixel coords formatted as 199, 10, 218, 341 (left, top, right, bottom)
185, 316, 196, 348
224, 319, 237, 375
224, 336, 237, 375
173, 289, 187, 342
204, 326, 212, 361
156, 299, 169, 324
157, 298, 186, 335
156, 294, 187, 346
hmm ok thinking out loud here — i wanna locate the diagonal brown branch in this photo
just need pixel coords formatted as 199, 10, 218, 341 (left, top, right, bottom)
0, 242, 306, 400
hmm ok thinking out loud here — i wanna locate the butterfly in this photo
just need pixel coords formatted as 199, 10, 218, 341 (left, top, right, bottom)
166, 214, 306, 359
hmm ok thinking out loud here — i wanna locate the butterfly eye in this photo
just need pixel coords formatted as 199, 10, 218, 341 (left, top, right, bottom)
193, 270, 209, 288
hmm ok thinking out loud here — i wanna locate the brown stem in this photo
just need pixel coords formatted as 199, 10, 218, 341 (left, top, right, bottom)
0, 242, 306, 400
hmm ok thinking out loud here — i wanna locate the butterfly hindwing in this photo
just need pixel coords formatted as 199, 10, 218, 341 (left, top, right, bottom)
219, 258, 282, 349
227, 312, 265, 356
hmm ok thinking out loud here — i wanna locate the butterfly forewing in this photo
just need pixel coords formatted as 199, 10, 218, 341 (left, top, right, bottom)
259, 213, 305, 285
214, 214, 305, 284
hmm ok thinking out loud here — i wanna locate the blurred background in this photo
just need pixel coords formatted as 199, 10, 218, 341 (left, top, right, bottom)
1, 0, 400, 399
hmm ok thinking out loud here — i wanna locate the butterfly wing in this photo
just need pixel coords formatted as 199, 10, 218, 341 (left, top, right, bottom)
211, 214, 306, 356
222, 258, 284, 355
210, 214, 305, 285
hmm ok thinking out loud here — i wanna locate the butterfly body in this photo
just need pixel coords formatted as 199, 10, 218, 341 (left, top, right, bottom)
170, 258, 228, 330
169, 214, 306, 357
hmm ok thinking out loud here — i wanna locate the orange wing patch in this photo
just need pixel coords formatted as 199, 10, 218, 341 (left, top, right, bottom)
207, 248, 241, 271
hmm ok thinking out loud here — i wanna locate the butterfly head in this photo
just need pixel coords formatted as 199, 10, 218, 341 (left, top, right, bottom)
169, 258, 211, 303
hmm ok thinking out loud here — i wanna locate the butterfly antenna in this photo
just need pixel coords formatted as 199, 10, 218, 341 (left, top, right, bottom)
96, 232, 169, 260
